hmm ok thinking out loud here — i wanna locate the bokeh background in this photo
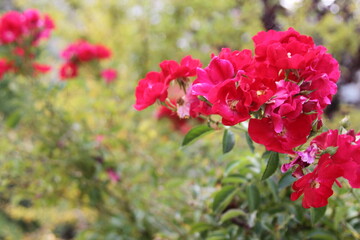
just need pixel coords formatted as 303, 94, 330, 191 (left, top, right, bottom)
0, 0, 360, 239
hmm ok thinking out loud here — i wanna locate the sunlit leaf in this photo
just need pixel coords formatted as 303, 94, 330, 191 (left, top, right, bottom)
220, 209, 246, 223
222, 174, 247, 184
190, 222, 214, 233
206, 230, 228, 240
224, 160, 241, 176
182, 125, 214, 146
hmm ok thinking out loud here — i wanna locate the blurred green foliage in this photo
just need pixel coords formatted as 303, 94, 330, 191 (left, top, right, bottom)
0, 0, 359, 239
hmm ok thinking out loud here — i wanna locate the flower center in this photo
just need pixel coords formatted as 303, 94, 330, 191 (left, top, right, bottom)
276, 128, 286, 136
256, 90, 265, 96
310, 180, 320, 189
227, 99, 239, 110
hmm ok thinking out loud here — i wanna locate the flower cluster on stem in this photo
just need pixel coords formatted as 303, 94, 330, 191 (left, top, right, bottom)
59, 40, 117, 83
0, 9, 55, 78
133, 28, 360, 208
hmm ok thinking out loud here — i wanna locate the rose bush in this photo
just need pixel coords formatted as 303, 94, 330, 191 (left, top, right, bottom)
1, 2, 360, 239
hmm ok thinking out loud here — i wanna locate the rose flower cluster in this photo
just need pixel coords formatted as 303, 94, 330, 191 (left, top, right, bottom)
0, 9, 117, 83
59, 40, 117, 83
283, 129, 360, 208
0, 9, 55, 78
134, 28, 360, 208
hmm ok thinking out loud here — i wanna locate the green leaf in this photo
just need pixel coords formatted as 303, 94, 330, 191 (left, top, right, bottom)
0, 212, 23, 239
245, 132, 254, 153
206, 230, 228, 240
222, 174, 247, 184
222, 129, 235, 154
278, 171, 296, 190
333, 206, 347, 231
311, 206, 327, 225
246, 184, 260, 211
346, 223, 360, 239
266, 178, 279, 202
6, 111, 22, 128
261, 150, 272, 160
292, 205, 307, 222
206, 236, 227, 240
88, 188, 103, 206
224, 161, 241, 176
224, 160, 251, 176
220, 209, 246, 223
323, 146, 339, 156
307, 230, 337, 240
261, 151, 279, 181
212, 186, 238, 213
190, 222, 214, 233
182, 125, 214, 146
